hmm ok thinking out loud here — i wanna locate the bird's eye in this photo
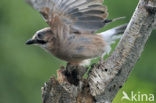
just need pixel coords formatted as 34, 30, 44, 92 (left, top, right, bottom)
37, 33, 43, 39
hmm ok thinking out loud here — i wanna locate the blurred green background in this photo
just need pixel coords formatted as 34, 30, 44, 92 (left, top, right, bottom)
0, 0, 156, 103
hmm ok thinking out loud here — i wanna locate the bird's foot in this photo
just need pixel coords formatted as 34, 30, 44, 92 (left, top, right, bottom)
57, 63, 88, 85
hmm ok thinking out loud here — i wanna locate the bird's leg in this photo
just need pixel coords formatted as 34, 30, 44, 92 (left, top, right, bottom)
57, 63, 88, 86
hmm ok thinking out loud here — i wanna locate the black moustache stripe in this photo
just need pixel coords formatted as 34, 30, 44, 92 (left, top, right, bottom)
37, 40, 47, 44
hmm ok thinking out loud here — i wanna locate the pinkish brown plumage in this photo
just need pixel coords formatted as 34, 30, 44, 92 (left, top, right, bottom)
25, 0, 127, 65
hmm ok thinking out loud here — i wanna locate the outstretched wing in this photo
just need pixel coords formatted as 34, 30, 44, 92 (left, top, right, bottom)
25, 0, 109, 34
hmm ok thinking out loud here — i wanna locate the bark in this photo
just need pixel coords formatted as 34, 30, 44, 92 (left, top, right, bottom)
40, 0, 156, 103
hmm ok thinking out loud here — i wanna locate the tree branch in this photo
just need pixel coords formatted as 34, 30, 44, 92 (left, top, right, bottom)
32, 0, 156, 103
88, 0, 156, 102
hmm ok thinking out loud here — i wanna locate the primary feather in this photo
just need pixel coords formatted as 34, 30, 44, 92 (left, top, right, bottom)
25, 0, 109, 34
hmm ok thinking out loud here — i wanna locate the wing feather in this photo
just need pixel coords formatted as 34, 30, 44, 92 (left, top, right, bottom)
25, 0, 110, 33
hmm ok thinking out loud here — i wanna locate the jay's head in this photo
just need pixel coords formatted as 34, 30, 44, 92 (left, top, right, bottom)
26, 27, 55, 48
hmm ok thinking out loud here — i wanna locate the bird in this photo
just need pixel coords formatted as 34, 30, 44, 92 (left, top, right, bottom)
25, 0, 127, 66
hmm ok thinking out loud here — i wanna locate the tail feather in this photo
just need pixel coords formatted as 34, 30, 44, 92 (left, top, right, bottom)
99, 24, 127, 45
104, 17, 126, 24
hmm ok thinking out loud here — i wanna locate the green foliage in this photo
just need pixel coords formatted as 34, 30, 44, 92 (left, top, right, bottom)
0, 0, 155, 103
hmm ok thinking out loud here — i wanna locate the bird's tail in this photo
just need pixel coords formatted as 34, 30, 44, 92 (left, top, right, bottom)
98, 24, 127, 54
99, 24, 127, 45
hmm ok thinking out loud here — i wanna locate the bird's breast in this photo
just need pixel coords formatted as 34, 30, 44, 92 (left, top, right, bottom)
46, 34, 106, 62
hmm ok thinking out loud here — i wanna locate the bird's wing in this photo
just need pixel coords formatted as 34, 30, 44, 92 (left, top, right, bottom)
25, 0, 112, 34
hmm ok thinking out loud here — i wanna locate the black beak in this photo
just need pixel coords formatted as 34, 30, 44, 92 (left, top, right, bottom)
25, 39, 47, 45
25, 39, 36, 45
